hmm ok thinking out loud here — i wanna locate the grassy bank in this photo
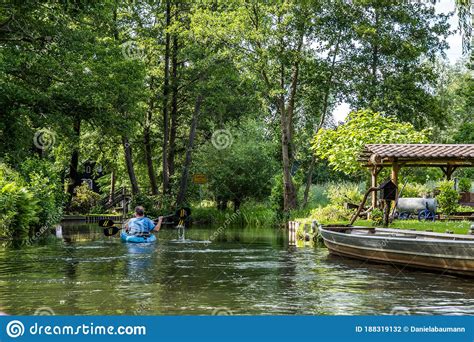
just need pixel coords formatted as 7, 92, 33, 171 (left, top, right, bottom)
293, 216, 472, 235
379, 219, 471, 234
192, 203, 278, 227
178, 202, 473, 234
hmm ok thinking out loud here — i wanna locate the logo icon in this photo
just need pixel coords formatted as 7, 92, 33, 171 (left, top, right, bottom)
6, 320, 25, 338
211, 307, 233, 316
34, 306, 55, 316
33, 128, 56, 150
390, 306, 411, 315
211, 129, 233, 150
121, 40, 146, 61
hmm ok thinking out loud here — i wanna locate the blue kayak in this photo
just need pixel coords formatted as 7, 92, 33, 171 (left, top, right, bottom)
120, 231, 157, 243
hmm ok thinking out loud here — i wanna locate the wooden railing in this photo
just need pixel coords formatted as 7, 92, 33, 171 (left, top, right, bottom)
99, 187, 131, 210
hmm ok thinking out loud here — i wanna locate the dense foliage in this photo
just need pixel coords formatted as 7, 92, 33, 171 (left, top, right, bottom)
0, 164, 39, 238
313, 110, 428, 175
0, 159, 65, 238
68, 183, 101, 215
458, 178, 472, 193
194, 120, 278, 211
0, 1, 471, 229
437, 180, 461, 215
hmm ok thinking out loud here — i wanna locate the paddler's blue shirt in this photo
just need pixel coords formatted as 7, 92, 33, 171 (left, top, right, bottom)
127, 217, 155, 235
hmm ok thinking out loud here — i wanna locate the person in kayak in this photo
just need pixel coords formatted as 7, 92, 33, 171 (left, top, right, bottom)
125, 206, 163, 236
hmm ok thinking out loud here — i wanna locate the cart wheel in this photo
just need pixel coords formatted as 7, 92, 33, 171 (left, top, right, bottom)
418, 209, 435, 221
399, 212, 410, 220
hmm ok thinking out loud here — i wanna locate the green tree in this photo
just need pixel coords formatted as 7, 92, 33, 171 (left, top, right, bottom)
194, 120, 278, 211
313, 109, 428, 175
340, 1, 450, 129
437, 180, 460, 215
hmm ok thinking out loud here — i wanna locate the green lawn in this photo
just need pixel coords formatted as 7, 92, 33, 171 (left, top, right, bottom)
373, 220, 472, 234
295, 217, 472, 235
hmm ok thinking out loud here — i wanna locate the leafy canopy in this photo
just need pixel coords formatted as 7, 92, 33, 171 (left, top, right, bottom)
313, 109, 428, 175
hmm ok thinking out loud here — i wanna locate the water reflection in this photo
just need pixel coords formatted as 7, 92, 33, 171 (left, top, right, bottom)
0, 223, 472, 315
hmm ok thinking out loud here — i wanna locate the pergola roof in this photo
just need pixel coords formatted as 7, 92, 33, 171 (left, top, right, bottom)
359, 144, 474, 167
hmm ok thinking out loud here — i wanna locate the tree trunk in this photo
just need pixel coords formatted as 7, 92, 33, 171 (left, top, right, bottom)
280, 53, 302, 212
370, 8, 380, 105
122, 136, 139, 195
176, 95, 203, 206
280, 102, 297, 212
168, 34, 179, 179
66, 117, 81, 197
234, 199, 241, 213
161, 0, 171, 194
302, 36, 341, 207
144, 95, 158, 195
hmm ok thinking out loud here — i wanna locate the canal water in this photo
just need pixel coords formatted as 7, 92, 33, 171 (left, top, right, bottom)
0, 223, 473, 315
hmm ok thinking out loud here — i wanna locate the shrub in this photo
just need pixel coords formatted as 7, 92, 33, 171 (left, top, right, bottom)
240, 201, 277, 227
0, 164, 39, 238
401, 183, 432, 198
458, 178, 472, 193
369, 208, 384, 226
310, 204, 352, 224
69, 183, 101, 214
299, 184, 330, 208
326, 182, 364, 207
130, 193, 161, 218
436, 180, 460, 215
19, 158, 65, 229
269, 173, 285, 220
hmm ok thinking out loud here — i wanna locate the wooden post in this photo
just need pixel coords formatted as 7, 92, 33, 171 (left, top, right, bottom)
288, 221, 298, 246
383, 200, 391, 227
371, 166, 382, 209
440, 165, 458, 180
391, 162, 399, 186
446, 166, 453, 180
391, 162, 400, 207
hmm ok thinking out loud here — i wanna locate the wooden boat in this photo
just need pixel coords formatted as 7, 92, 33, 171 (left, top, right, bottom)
319, 225, 474, 277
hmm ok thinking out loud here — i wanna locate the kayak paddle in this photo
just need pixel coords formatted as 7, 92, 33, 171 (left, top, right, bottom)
98, 219, 121, 237
98, 207, 192, 236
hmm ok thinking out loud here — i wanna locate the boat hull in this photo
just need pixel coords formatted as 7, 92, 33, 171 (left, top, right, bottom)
120, 232, 157, 244
320, 227, 474, 276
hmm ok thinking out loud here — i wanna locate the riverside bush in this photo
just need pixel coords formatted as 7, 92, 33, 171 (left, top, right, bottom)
19, 158, 65, 229
326, 182, 364, 207
401, 183, 432, 198
436, 180, 460, 215
310, 204, 352, 223
458, 178, 472, 193
0, 164, 39, 238
69, 183, 101, 214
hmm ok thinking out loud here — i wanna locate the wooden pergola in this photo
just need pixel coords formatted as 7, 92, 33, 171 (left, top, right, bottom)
358, 144, 474, 209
